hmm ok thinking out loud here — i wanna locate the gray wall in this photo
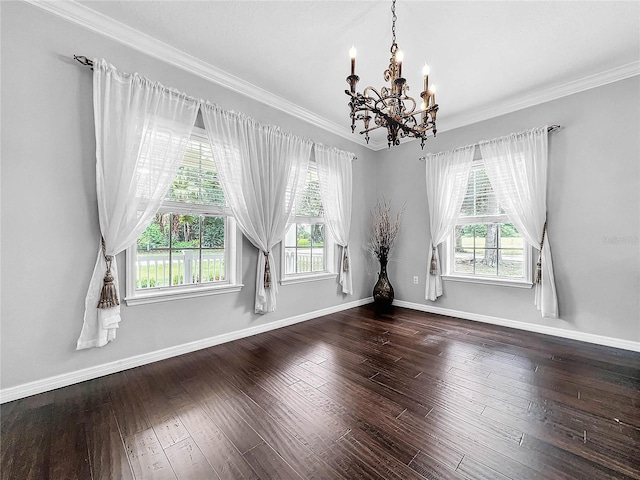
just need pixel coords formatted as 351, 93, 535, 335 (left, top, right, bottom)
2, 2, 638, 393
376, 76, 640, 342
0, 2, 376, 391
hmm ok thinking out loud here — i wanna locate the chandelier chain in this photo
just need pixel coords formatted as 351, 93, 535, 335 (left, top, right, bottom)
391, 0, 397, 46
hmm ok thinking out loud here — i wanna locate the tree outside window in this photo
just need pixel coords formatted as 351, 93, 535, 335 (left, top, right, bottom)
451, 163, 528, 280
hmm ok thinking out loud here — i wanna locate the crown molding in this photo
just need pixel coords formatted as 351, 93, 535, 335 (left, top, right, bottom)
436, 61, 640, 136
25, 1, 640, 153
24, 0, 370, 149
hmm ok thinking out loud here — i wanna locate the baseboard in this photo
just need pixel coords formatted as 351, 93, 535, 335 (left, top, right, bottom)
393, 300, 640, 353
0, 297, 373, 404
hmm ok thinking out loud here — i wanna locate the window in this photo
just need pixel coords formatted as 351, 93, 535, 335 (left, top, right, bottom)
443, 160, 532, 287
281, 162, 335, 284
126, 128, 242, 304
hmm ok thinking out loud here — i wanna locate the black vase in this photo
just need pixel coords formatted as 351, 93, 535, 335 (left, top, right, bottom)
373, 257, 394, 309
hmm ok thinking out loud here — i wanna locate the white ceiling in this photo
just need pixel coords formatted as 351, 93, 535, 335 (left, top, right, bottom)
60, 1, 640, 149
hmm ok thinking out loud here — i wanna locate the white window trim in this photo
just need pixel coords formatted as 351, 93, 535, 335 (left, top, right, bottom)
441, 159, 534, 288
125, 283, 244, 306
441, 275, 533, 289
125, 216, 243, 305
280, 217, 337, 285
280, 272, 338, 286
441, 231, 533, 288
125, 127, 243, 305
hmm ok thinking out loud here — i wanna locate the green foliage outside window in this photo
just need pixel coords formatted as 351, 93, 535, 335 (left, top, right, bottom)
137, 213, 224, 250
295, 223, 324, 247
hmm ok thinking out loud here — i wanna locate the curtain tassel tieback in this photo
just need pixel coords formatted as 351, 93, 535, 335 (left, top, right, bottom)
98, 238, 119, 309
429, 246, 438, 275
263, 251, 271, 289
536, 220, 547, 285
342, 247, 349, 273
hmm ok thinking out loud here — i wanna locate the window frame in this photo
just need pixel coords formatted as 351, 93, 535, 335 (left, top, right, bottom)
280, 216, 336, 285
442, 159, 533, 288
125, 127, 243, 305
280, 161, 337, 285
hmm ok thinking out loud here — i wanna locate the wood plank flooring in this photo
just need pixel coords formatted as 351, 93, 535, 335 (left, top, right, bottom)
2, 305, 639, 479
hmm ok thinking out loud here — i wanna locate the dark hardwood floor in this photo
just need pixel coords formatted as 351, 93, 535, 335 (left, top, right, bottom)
2, 305, 639, 479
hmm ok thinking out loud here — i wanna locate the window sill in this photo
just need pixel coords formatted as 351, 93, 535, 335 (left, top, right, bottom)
280, 272, 337, 286
442, 274, 533, 289
125, 283, 244, 306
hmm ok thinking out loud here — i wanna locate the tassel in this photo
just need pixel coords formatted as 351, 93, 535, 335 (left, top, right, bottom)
343, 248, 349, 273
98, 254, 119, 309
264, 252, 271, 289
429, 246, 438, 275
536, 220, 547, 285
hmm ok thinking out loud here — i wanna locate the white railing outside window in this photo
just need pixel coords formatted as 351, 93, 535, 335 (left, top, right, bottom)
284, 249, 325, 276
135, 250, 226, 288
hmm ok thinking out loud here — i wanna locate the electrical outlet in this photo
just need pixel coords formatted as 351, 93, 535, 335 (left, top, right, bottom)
413, 276, 419, 284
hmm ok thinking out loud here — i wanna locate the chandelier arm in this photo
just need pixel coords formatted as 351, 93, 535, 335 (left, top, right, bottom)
376, 98, 393, 114
352, 100, 438, 133
362, 86, 384, 103
401, 96, 417, 115
359, 124, 384, 135
415, 105, 438, 115
345, 88, 385, 107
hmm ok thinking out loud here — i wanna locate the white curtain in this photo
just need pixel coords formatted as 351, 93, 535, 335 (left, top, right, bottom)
479, 126, 559, 318
77, 59, 199, 349
425, 146, 475, 301
201, 102, 312, 314
315, 144, 355, 294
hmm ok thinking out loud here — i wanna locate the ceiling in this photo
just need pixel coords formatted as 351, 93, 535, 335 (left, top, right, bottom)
55, 1, 640, 149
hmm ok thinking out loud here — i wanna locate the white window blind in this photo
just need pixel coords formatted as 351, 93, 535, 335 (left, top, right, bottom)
296, 162, 323, 218
164, 130, 227, 215
460, 166, 504, 219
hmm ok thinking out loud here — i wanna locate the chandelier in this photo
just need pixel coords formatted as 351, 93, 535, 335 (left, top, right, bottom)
346, 0, 438, 149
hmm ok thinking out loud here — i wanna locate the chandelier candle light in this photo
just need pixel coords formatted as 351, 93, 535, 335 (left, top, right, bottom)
346, 0, 438, 149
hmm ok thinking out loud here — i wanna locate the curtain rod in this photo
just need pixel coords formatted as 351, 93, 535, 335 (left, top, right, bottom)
74, 55, 93, 68
75, 54, 359, 160
418, 125, 561, 161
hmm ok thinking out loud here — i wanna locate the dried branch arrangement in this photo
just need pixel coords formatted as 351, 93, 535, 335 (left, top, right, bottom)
367, 199, 404, 262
